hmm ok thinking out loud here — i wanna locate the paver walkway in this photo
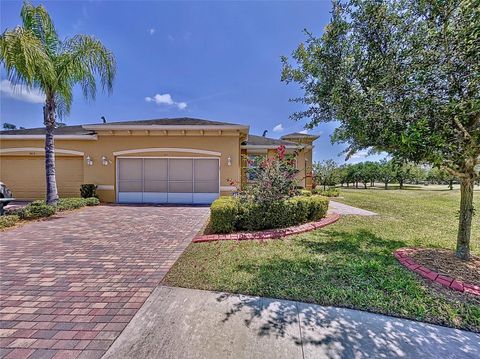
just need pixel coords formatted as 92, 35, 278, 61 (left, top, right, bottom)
0, 205, 209, 359
328, 200, 377, 216
104, 286, 480, 359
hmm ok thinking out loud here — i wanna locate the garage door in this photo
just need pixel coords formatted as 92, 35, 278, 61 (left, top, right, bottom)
0, 156, 83, 199
117, 158, 219, 204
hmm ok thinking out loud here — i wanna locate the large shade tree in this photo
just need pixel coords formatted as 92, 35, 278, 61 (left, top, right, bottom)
282, 0, 479, 260
0, 2, 115, 204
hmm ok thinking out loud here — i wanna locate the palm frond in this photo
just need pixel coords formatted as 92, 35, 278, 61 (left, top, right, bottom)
0, 27, 54, 89
58, 34, 116, 102
20, 1, 59, 56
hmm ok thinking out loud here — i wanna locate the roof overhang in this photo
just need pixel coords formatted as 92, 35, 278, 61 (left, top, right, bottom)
0, 134, 98, 140
82, 124, 250, 132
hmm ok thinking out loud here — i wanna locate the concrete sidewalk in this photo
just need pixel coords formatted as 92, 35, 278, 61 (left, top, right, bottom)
103, 286, 479, 359
328, 200, 377, 216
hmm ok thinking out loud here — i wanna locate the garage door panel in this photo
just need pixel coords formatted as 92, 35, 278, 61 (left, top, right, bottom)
169, 181, 193, 193
144, 159, 168, 180
118, 180, 143, 192
169, 159, 193, 181
117, 157, 219, 204
194, 181, 218, 193
144, 180, 168, 192
194, 159, 219, 181
118, 158, 142, 180
0, 156, 83, 199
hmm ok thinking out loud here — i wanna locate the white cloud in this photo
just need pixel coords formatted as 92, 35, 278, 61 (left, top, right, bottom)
299, 129, 308, 134
1, 79, 44, 104
177, 102, 187, 110
273, 124, 284, 132
145, 93, 187, 110
149, 28, 155, 35
350, 149, 369, 159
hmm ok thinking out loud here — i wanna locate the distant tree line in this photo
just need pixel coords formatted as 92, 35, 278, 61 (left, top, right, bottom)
313, 159, 478, 190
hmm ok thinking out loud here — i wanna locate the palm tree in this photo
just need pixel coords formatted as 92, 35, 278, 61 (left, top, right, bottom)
0, 2, 115, 204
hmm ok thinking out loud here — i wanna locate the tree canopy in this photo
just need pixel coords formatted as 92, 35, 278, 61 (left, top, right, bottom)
282, 0, 479, 259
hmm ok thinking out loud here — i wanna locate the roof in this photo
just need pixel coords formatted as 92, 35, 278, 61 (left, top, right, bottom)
0, 125, 92, 136
1, 118, 248, 136
95, 118, 241, 127
281, 132, 320, 140
243, 134, 301, 148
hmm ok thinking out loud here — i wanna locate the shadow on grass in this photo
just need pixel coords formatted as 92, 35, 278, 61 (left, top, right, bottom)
218, 230, 480, 348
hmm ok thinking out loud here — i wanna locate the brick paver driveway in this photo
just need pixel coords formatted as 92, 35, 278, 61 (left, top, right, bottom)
0, 205, 209, 359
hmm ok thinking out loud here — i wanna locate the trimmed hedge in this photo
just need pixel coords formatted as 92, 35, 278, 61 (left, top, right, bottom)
312, 188, 340, 197
209, 195, 329, 234
0, 215, 19, 229
19, 201, 56, 220
10, 197, 100, 221
80, 184, 98, 199
210, 196, 239, 233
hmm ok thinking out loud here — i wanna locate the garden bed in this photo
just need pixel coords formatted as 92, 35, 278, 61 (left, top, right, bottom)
1, 197, 100, 230
395, 248, 480, 296
194, 213, 340, 242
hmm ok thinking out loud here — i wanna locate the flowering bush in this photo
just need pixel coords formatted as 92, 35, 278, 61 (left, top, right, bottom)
239, 145, 299, 206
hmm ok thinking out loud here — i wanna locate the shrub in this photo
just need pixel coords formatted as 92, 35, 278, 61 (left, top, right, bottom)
210, 197, 240, 233
0, 215, 19, 229
312, 188, 339, 197
234, 195, 329, 232
84, 197, 100, 206
307, 195, 330, 220
80, 184, 98, 199
299, 189, 312, 196
20, 201, 56, 220
57, 198, 86, 211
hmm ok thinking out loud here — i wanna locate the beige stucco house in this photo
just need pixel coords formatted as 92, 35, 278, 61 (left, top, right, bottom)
0, 118, 318, 204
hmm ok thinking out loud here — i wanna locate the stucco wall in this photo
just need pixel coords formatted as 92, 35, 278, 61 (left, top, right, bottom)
0, 133, 241, 202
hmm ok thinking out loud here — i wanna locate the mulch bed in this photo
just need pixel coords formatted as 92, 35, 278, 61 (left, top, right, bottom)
409, 248, 479, 285
395, 248, 480, 297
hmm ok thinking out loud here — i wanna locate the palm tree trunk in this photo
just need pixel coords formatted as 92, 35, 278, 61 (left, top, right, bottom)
44, 96, 59, 205
456, 176, 474, 260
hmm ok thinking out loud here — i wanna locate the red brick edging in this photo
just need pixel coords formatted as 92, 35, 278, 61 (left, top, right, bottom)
193, 214, 341, 243
394, 248, 480, 296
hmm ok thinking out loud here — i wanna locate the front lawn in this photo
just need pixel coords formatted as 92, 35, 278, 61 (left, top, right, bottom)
164, 189, 480, 331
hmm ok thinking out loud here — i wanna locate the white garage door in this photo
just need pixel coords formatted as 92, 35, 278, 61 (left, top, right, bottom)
117, 158, 219, 204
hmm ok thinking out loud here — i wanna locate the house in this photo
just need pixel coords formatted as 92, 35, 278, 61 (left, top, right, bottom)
0, 118, 318, 204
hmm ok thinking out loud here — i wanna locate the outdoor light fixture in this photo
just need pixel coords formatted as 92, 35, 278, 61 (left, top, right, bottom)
86, 156, 93, 166
227, 156, 232, 166
101, 156, 111, 166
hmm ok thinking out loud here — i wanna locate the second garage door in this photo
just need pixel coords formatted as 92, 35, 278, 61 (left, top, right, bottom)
117, 158, 219, 204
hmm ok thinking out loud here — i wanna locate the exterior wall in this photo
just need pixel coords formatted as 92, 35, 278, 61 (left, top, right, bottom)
0, 132, 241, 202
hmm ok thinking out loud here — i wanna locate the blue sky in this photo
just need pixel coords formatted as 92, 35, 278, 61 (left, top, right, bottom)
0, 0, 383, 164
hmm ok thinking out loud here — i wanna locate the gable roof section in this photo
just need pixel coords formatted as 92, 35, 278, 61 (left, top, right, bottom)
242, 134, 302, 148
281, 132, 320, 140
82, 117, 249, 131
0, 125, 93, 136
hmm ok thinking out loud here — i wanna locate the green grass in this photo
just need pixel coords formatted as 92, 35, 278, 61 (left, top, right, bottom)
164, 189, 480, 331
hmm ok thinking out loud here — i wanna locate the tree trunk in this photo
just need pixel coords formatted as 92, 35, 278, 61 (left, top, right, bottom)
456, 177, 474, 260
449, 179, 453, 190
363, 182, 367, 189
399, 179, 403, 189
44, 96, 59, 205
323, 184, 326, 190
384, 181, 388, 190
